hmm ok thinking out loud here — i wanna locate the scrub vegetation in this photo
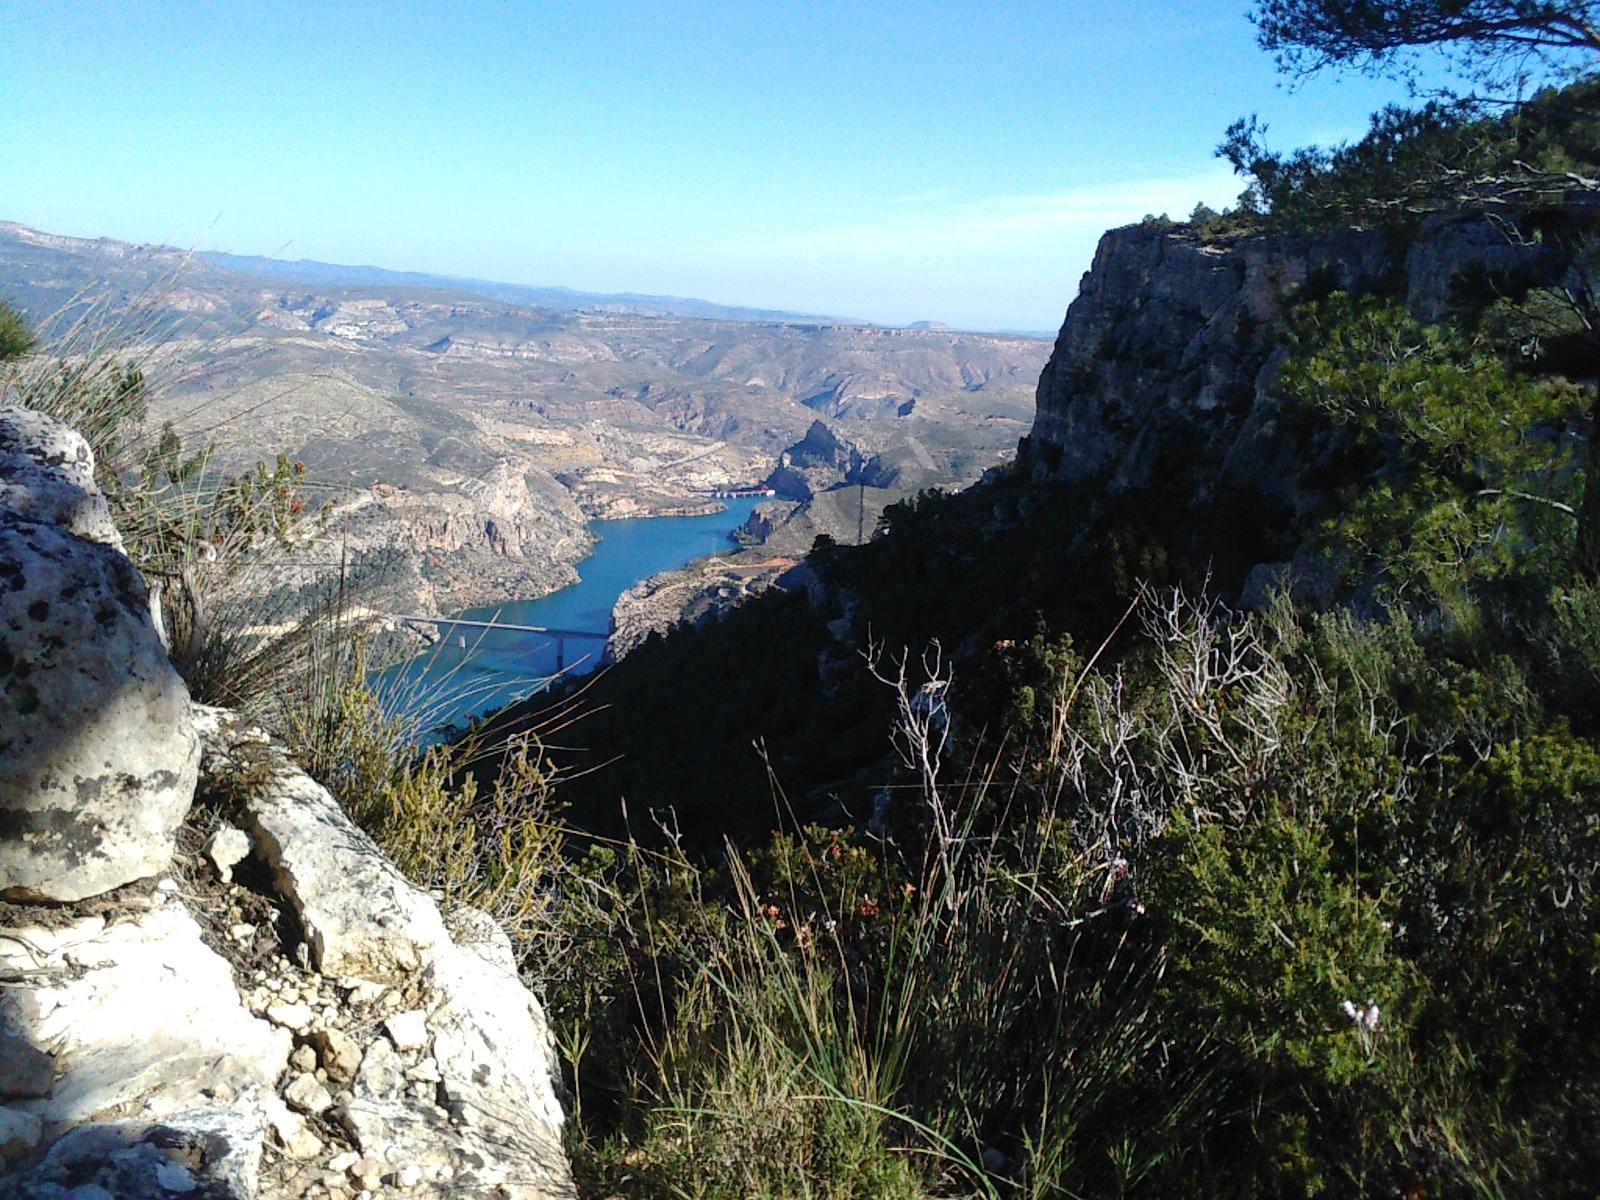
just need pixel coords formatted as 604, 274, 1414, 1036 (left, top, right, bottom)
505, 264, 1600, 1196
4, 3, 1597, 1195
467, 16, 1599, 1190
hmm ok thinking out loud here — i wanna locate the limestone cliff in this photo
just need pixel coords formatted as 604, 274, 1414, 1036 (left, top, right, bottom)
0, 406, 573, 1198
1021, 214, 1573, 527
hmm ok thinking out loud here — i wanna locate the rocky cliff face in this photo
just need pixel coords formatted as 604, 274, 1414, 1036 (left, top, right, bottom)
1021, 215, 1571, 519
0, 407, 573, 1198
327, 459, 592, 618
606, 553, 802, 661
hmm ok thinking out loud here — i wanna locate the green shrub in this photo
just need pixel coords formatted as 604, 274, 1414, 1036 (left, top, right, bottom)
0, 299, 36, 361
1280, 292, 1587, 599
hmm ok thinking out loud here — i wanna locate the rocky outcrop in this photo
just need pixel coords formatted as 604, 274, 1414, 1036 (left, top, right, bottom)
0, 903, 291, 1170
195, 711, 574, 1199
1021, 215, 1571, 513
762, 420, 897, 500
1, 405, 573, 1197
0, 409, 199, 903
1, 712, 575, 1199
224, 730, 451, 982
764, 420, 862, 500
0, 408, 123, 550
1023, 222, 1387, 498
607, 553, 800, 660
318, 460, 592, 620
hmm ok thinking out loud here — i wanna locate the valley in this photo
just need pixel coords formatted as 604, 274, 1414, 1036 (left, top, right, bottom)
0, 220, 1046, 631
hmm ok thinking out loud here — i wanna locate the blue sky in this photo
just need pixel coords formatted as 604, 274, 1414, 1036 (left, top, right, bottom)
3, 1, 1437, 331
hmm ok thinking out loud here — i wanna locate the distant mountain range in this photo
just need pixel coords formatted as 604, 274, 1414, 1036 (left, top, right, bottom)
0, 217, 1049, 623
197, 250, 852, 325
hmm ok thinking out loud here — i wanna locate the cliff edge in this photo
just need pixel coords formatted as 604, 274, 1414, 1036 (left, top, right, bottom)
0, 406, 573, 1198
1021, 214, 1571, 524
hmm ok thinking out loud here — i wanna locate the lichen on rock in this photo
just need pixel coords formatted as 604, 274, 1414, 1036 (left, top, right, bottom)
1, 404, 574, 1197
0, 409, 198, 904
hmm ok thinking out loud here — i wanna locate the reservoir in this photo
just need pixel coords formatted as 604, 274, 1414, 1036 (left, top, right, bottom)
379, 496, 765, 736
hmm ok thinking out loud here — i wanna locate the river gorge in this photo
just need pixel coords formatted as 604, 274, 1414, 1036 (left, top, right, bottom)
378, 497, 766, 733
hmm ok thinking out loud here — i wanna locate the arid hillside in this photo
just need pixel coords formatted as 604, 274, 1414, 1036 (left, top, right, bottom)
0, 220, 1046, 616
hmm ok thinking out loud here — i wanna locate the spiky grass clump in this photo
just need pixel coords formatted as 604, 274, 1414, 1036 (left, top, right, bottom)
0, 283, 401, 734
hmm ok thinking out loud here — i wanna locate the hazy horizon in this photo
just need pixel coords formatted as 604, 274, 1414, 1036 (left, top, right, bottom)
2, 1, 1452, 330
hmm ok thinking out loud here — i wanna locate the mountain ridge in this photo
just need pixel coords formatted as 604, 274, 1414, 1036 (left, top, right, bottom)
0, 218, 1046, 628
196, 247, 856, 326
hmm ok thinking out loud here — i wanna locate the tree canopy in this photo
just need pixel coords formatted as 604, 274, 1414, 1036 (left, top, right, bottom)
1219, 75, 1600, 227
1251, 1, 1599, 84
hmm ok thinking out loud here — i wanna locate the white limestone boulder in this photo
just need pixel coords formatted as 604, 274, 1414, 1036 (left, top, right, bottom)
0, 517, 198, 902
189, 709, 575, 1196
0, 901, 289, 1196
6, 1107, 266, 1200
195, 709, 451, 981
0, 905, 289, 1135
330, 907, 574, 1198
0, 405, 123, 551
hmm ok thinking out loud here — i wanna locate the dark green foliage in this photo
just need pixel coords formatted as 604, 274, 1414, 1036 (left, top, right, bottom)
496, 455, 1305, 863
1188, 199, 1268, 241
481, 585, 889, 850
543, 572, 1600, 1196
1250, 0, 1600, 83
0, 300, 35, 362
1220, 76, 1600, 231
1279, 292, 1587, 597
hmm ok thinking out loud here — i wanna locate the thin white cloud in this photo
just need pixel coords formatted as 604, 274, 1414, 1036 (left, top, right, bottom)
770, 166, 1244, 259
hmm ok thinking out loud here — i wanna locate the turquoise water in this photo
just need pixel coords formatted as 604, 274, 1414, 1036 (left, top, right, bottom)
378, 497, 763, 736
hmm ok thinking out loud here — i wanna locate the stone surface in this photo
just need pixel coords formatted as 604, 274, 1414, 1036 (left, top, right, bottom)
1023, 214, 1574, 528
1, 406, 575, 1195
0, 905, 290, 1135
0, 405, 122, 551
195, 709, 451, 982
352, 1040, 404, 1102
264, 1002, 314, 1033
283, 1072, 334, 1117
762, 419, 865, 499
606, 551, 797, 662
262, 1092, 322, 1161
3, 709, 573, 1195
0, 1105, 43, 1161
0, 517, 199, 903
383, 1010, 429, 1052
204, 825, 253, 882
421, 914, 570, 1196
1024, 222, 1392, 499
394, 1164, 423, 1189
310, 895, 575, 1197
5, 1107, 268, 1199
309, 1028, 362, 1085
343, 980, 384, 1007
0, 1033, 56, 1099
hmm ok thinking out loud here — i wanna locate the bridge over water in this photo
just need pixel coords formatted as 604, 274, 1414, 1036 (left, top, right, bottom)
390, 614, 608, 671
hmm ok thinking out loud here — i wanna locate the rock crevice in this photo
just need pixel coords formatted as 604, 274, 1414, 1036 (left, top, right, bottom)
1, 405, 573, 1198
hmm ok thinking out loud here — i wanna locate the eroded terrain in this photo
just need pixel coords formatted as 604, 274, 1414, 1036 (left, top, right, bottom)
0, 221, 1046, 623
